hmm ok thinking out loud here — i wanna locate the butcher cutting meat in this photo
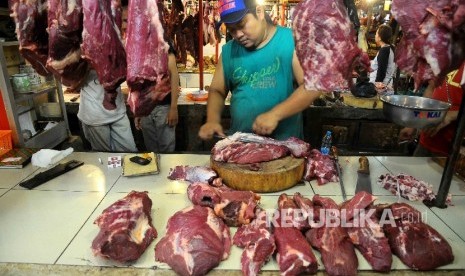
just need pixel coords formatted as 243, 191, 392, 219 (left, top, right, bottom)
198, 0, 321, 141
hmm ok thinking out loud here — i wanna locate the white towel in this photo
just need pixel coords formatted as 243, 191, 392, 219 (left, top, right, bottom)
31, 147, 74, 168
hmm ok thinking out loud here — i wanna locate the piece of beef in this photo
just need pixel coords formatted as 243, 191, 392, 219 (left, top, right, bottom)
340, 191, 376, 222
212, 141, 290, 164
111, 0, 123, 32
273, 194, 318, 275
346, 213, 392, 272
91, 191, 157, 263
47, 0, 88, 90
306, 195, 358, 276
392, 0, 465, 87
186, 181, 260, 227
82, 0, 126, 110
155, 205, 231, 276
126, 0, 170, 117
292, 0, 370, 91
303, 149, 338, 185
187, 182, 224, 208
9, 0, 49, 76
214, 190, 260, 226
233, 210, 276, 276
379, 203, 454, 270
377, 173, 452, 205
276, 193, 309, 230
341, 192, 391, 272
213, 132, 310, 161
168, 165, 218, 183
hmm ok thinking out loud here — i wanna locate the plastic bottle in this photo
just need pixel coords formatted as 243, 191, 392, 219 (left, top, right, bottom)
320, 130, 332, 155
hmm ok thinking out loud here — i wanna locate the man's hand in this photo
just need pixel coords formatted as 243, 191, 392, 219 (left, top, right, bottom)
398, 127, 416, 142
423, 111, 458, 137
166, 107, 178, 127
134, 117, 142, 130
199, 122, 225, 140
253, 111, 280, 136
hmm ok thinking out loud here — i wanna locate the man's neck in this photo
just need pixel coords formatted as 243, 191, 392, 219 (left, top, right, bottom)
257, 24, 277, 49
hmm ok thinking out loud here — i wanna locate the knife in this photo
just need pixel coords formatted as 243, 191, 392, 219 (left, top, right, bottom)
355, 156, 372, 194
331, 146, 347, 201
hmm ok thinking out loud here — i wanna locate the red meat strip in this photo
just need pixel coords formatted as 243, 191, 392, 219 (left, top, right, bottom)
82, 0, 126, 110
379, 203, 454, 270
167, 165, 218, 184
340, 191, 376, 222
126, 0, 170, 117
392, 0, 465, 87
91, 191, 157, 263
303, 149, 338, 185
155, 205, 231, 276
274, 194, 318, 275
306, 194, 358, 276
10, 0, 49, 76
292, 0, 370, 91
233, 210, 276, 276
47, 0, 88, 90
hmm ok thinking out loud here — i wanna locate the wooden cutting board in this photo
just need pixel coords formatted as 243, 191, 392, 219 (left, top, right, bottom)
343, 93, 383, 109
211, 156, 305, 193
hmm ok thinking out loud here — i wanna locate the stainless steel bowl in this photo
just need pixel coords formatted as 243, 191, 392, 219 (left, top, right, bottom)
380, 95, 451, 129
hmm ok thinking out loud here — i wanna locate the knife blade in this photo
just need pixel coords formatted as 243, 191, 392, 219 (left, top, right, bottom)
331, 146, 347, 201
355, 156, 372, 194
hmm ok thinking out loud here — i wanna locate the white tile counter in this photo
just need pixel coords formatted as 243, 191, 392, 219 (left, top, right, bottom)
1, 152, 464, 274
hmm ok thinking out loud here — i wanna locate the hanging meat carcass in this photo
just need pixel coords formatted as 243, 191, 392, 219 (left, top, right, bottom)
126, 0, 170, 117
81, 0, 127, 110
46, 0, 88, 90
9, 0, 49, 76
292, 0, 370, 91
391, 0, 465, 87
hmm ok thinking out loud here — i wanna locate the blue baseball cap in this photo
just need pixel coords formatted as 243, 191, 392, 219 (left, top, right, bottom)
217, 0, 256, 25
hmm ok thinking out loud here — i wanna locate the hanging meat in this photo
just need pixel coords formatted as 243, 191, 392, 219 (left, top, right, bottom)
292, 0, 370, 91
81, 0, 126, 110
46, 0, 88, 90
9, 0, 49, 76
182, 13, 200, 65
126, 0, 170, 117
391, 0, 465, 87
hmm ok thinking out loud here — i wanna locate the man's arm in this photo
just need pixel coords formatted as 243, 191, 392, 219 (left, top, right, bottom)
198, 54, 228, 139
253, 51, 322, 135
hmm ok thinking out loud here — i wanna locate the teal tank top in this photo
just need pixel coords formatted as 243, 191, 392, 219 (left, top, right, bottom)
222, 26, 303, 140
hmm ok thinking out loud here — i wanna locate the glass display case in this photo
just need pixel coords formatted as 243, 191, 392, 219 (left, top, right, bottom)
0, 41, 70, 148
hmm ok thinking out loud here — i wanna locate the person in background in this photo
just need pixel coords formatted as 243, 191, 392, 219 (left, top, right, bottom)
399, 63, 464, 156
134, 43, 180, 153
198, 0, 320, 141
369, 24, 396, 90
77, 69, 138, 152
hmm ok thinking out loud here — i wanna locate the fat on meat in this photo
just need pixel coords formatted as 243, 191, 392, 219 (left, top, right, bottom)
274, 194, 318, 275
392, 0, 465, 87
167, 165, 218, 184
292, 0, 370, 91
378, 203, 454, 270
155, 205, 231, 276
91, 191, 157, 263
233, 210, 276, 276
303, 149, 338, 185
306, 194, 358, 276
126, 0, 170, 117
46, 0, 88, 90
81, 0, 127, 110
9, 0, 49, 76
